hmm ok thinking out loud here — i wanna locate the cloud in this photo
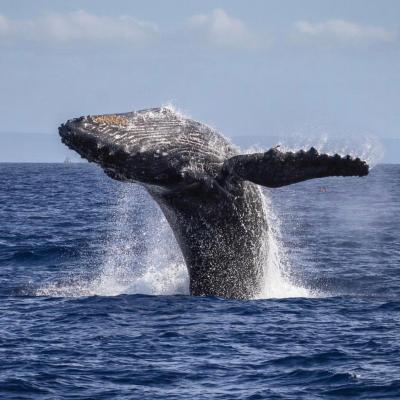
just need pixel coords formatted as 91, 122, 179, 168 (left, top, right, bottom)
1, 10, 394, 52
0, 10, 158, 45
293, 19, 396, 45
186, 9, 257, 50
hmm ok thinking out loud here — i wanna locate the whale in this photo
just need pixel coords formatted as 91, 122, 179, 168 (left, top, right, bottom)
59, 107, 369, 299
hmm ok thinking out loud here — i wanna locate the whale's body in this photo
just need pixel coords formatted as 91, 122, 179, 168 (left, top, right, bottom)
59, 107, 368, 299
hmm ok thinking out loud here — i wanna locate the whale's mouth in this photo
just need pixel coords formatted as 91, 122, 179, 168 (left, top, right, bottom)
59, 116, 95, 159
58, 113, 187, 186
59, 116, 107, 158
59, 116, 133, 181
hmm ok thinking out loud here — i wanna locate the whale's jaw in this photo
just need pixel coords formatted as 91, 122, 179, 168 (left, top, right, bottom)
59, 116, 137, 182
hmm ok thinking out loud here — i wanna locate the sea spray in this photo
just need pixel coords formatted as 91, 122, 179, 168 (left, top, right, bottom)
275, 132, 384, 168
35, 184, 188, 297
94, 184, 188, 296
36, 180, 317, 299
257, 188, 316, 299
95, 183, 317, 299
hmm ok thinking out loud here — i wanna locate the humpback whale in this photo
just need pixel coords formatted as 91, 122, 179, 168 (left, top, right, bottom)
59, 107, 368, 299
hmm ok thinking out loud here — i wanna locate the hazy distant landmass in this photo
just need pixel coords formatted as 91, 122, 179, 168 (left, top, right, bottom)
0, 132, 398, 163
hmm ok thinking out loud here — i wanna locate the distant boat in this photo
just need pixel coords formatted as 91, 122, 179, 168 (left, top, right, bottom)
63, 157, 72, 164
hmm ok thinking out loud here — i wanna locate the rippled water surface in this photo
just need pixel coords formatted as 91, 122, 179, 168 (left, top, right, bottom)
0, 163, 399, 399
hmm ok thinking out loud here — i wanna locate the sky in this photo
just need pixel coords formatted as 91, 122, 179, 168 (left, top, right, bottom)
0, 0, 399, 162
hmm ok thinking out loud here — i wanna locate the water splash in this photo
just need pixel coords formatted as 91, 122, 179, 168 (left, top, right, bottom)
37, 182, 317, 299
97, 185, 318, 299
87, 185, 189, 296
275, 132, 384, 168
257, 189, 318, 299
36, 185, 188, 297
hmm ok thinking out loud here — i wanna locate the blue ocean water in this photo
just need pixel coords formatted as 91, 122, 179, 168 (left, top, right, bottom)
0, 163, 399, 399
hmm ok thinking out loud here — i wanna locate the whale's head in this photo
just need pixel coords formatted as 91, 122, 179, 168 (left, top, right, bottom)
59, 107, 235, 187
59, 113, 130, 163
59, 112, 137, 181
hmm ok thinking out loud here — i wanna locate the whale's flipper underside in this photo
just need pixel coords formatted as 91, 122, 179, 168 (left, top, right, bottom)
223, 147, 369, 188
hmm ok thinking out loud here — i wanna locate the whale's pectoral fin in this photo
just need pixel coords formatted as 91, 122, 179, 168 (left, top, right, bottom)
222, 147, 369, 188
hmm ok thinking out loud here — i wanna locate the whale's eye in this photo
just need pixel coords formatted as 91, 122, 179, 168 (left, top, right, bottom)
92, 115, 129, 126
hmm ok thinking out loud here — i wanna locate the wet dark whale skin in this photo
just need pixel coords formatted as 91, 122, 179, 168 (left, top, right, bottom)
59, 107, 368, 299
154, 177, 267, 299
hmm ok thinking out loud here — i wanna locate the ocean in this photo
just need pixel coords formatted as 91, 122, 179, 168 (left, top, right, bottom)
0, 163, 399, 399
